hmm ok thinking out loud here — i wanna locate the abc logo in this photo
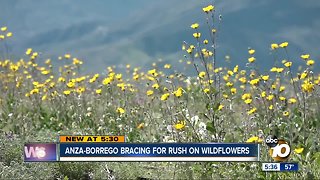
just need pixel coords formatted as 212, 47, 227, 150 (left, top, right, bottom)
265, 135, 291, 162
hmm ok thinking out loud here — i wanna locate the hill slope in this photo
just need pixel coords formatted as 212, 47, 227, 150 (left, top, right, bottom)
1, 0, 319, 72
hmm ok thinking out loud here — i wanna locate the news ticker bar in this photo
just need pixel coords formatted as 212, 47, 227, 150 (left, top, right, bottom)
24, 142, 260, 162
59, 143, 259, 162
262, 163, 299, 172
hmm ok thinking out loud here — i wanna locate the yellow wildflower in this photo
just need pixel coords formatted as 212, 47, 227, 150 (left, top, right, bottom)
148, 69, 158, 76
283, 111, 289, 116
203, 5, 214, 13
244, 99, 253, 104
147, 90, 154, 96
267, 94, 274, 101
0, 26, 7, 31
190, 23, 199, 29
146, 76, 155, 81
300, 72, 308, 79
270, 67, 278, 72
227, 70, 234, 76
117, 83, 126, 91
173, 87, 183, 97
239, 77, 247, 84
133, 74, 139, 80
115, 73, 122, 80
63, 90, 71, 95
223, 75, 229, 81
242, 93, 251, 100
45, 59, 51, 64
64, 54, 71, 59
279, 96, 286, 101
269, 105, 273, 110
117, 107, 125, 114
49, 82, 55, 88
247, 107, 257, 115
164, 64, 171, 69
33, 81, 39, 86
96, 89, 102, 94
301, 82, 314, 93
174, 120, 186, 130
300, 54, 310, 60
102, 77, 112, 85
248, 49, 255, 55
233, 65, 239, 73
10, 64, 19, 71
137, 123, 144, 129
161, 93, 170, 101
276, 68, 284, 73
271, 43, 279, 50
230, 87, 237, 94
246, 136, 263, 143
284, 61, 292, 67
262, 75, 269, 81
226, 82, 233, 87
58, 77, 66, 82
249, 78, 260, 86
198, 71, 206, 78
193, 32, 201, 39
288, 98, 297, 104
42, 95, 47, 101
152, 83, 159, 89
6, 32, 12, 37
41, 70, 50, 75
248, 57, 256, 63
182, 44, 186, 50
67, 81, 75, 88
30, 88, 39, 95
76, 87, 85, 94
294, 147, 304, 154
26, 48, 33, 55
306, 60, 314, 66
73, 58, 83, 65
279, 42, 289, 48
279, 86, 285, 92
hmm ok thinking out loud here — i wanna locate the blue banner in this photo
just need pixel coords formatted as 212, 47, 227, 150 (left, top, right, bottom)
59, 143, 259, 162
280, 162, 299, 171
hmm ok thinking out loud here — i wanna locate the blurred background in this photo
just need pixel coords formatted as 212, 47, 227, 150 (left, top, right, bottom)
1, 0, 319, 73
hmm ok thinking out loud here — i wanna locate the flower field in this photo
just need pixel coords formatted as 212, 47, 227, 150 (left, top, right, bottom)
0, 3, 320, 180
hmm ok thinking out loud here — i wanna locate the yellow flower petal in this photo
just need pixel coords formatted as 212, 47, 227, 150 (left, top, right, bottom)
294, 147, 304, 154
246, 136, 261, 143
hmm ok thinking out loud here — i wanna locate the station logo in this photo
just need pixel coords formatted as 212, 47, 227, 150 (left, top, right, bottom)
265, 135, 291, 162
